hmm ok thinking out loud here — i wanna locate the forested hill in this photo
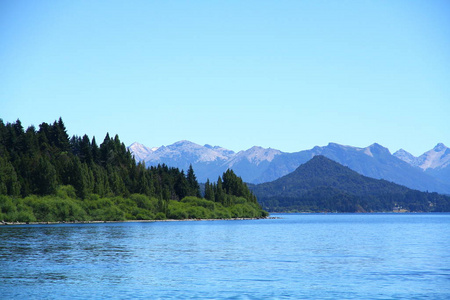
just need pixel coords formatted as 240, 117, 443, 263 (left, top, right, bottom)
0, 119, 266, 222
251, 155, 450, 212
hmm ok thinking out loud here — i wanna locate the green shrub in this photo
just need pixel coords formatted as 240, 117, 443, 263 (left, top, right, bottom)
0, 195, 17, 220
55, 185, 77, 199
214, 206, 232, 219
26, 197, 87, 222
186, 206, 211, 219
167, 207, 188, 219
154, 212, 166, 220
16, 210, 36, 223
135, 210, 155, 220
130, 194, 158, 212
92, 206, 125, 221
181, 197, 216, 210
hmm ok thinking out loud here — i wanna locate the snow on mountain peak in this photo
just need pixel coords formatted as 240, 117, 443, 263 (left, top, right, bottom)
327, 142, 357, 150
141, 140, 234, 163
416, 143, 450, 170
364, 147, 374, 157
128, 142, 155, 162
393, 149, 418, 166
228, 146, 281, 166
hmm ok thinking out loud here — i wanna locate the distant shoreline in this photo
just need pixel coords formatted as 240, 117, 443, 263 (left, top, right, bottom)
0, 217, 275, 226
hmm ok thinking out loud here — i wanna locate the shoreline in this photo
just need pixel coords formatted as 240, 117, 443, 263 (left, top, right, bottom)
0, 217, 276, 226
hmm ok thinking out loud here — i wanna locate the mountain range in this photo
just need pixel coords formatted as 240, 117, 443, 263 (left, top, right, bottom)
250, 155, 450, 212
128, 141, 450, 194
393, 143, 450, 186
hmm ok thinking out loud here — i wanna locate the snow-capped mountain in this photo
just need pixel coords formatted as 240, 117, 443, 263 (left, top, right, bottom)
204, 144, 235, 158
394, 143, 450, 170
128, 141, 284, 183
128, 141, 450, 194
220, 146, 283, 183
129, 140, 231, 163
147, 140, 233, 163
128, 142, 156, 162
130, 140, 236, 181
394, 143, 450, 186
416, 143, 450, 170
393, 149, 417, 166
226, 146, 282, 167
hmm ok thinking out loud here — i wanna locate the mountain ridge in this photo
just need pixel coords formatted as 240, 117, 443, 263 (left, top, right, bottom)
129, 140, 450, 194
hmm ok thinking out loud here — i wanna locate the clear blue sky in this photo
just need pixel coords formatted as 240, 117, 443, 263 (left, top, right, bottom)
1, 1, 449, 156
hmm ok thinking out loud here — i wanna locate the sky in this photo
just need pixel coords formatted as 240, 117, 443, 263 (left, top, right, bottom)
1, 1, 449, 156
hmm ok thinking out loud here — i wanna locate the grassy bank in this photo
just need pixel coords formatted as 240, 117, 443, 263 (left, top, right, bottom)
0, 186, 268, 223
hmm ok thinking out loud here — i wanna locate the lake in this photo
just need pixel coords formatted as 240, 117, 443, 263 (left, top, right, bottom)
1, 213, 449, 299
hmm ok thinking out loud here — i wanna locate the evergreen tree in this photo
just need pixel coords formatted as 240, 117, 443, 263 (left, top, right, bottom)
135, 162, 153, 196
108, 166, 127, 196
100, 133, 113, 167
204, 179, 214, 201
174, 170, 189, 200
92, 164, 110, 197
49, 117, 70, 152
33, 156, 57, 195
0, 156, 21, 196
80, 134, 93, 164
186, 164, 201, 197
91, 137, 100, 164
215, 176, 225, 204
69, 157, 88, 199
23, 126, 39, 156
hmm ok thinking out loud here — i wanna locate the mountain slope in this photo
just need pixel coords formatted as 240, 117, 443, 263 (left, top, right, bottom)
221, 146, 282, 183
393, 148, 417, 165
394, 143, 450, 170
251, 156, 450, 212
129, 141, 450, 194
129, 141, 282, 183
394, 143, 450, 187
255, 143, 450, 194
136, 141, 237, 182
128, 142, 156, 162
416, 143, 450, 170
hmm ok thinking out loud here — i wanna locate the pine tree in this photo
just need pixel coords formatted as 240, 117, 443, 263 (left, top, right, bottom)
53, 117, 70, 152
69, 157, 87, 199
100, 133, 112, 166
186, 164, 201, 197
80, 134, 93, 164
34, 156, 57, 195
174, 170, 189, 200
215, 176, 225, 204
0, 156, 21, 196
204, 179, 214, 201
91, 137, 100, 164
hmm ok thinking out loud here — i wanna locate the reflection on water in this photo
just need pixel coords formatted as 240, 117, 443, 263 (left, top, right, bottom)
1, 214, 450, 299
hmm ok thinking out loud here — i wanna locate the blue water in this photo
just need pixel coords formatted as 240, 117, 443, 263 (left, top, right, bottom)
1, 214, 449, 299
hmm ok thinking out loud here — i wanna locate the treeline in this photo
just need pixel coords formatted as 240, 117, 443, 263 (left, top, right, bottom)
0, 118, 266, 222
259, 188, 450, 213
204, 169, 258, 205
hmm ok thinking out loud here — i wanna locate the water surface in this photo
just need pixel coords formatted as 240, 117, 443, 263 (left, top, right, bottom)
1, 213, 449, 299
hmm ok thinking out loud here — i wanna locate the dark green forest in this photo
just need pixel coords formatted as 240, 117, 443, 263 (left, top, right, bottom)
251, 155, 450, 212
0, 118, 267, 222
